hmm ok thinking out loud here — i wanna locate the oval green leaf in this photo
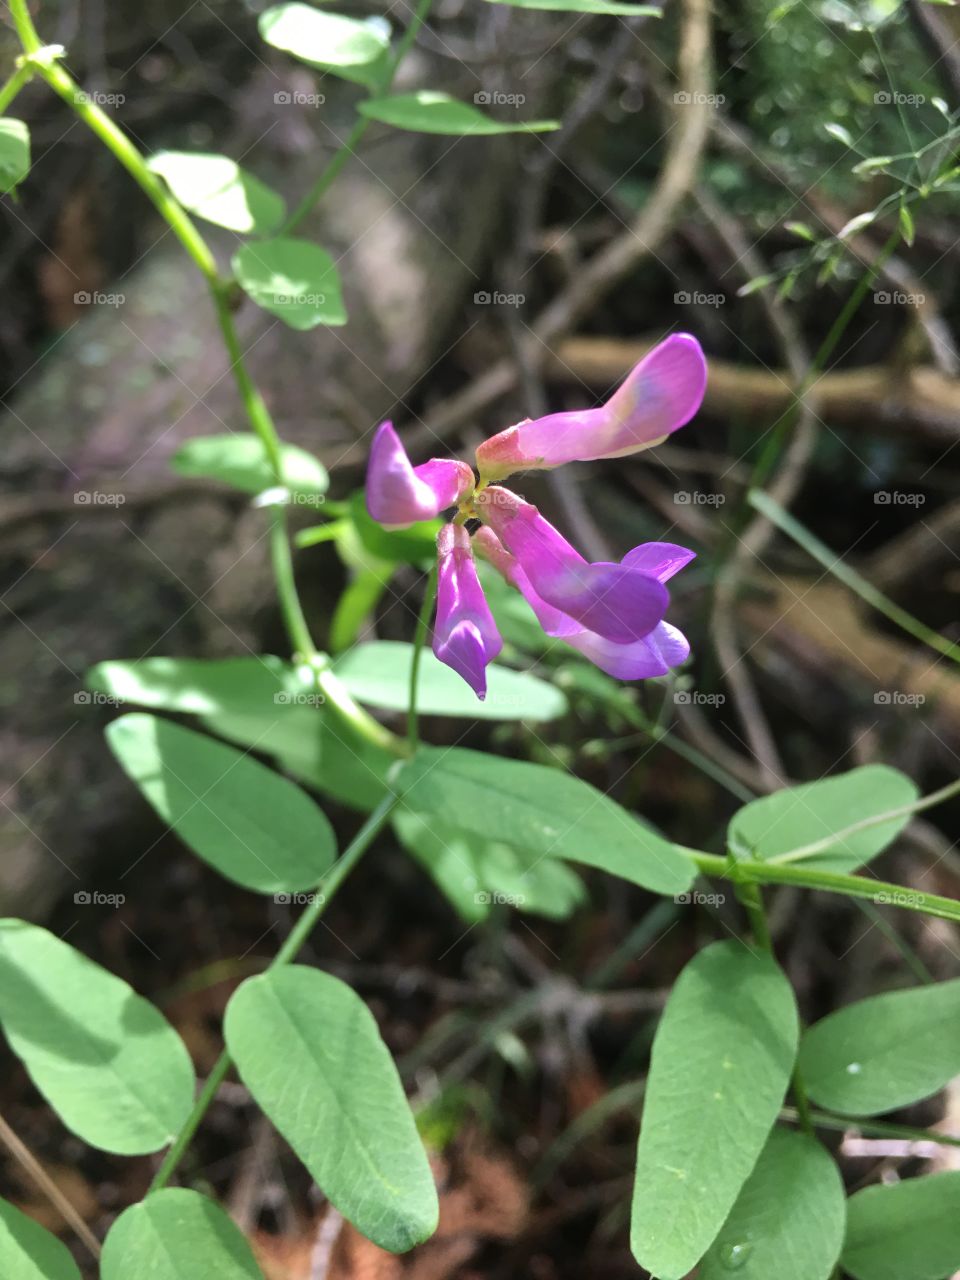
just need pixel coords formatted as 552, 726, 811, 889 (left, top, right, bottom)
699, 1127, 845, 1280
87, 655, 300, 715
0, 1195, 83, 1280
359, 91, 559, 135
171, 432, 329, 496
631, 940, 799, 1280
400, 746, 695, 895
147, 151, 284, 234
0, 921, 195, 1155
393, 809, 585, 922
101, 1189, 264, 1280
842, 1172, 960, 1280
799, 978, 960, 1115
727, 765, 918, 871
232, 239, 346, 330
224, 967, 438, 1253
0, 120, 30, 194
259, 3, 389, 71
333, 641, 567, 721
106, 714, 336, 893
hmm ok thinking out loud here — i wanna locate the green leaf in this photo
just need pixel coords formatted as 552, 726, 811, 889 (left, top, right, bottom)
784, 220, 816, 241
699, 1127, 845, 1280
106, 714, 337, 893
87, 655, 302, 715
483, 0, 659, 10
400, 746, 695, 895
631, 940, 799, 1279
349, 491, 440, 565
825, 122, 855, 147
333, 641, 567, 721
0, 120, 30, 194
147, 151, 284, 234
171, 433, 328, 497
0, 920, 195, 1155
225, 967, 438, 1252
727, 765, 918, 872
838, 210, 880, 240
799, 978, 960, 1115
259, 3, 389, 77
842, 1173, 960, 1280
0, 1195, 83, 1279
899, 204, 916, 247
101, 1188, 264, 1280
394, 809, 586, 922
359, 91, 559, 135
232, 239, 346, 330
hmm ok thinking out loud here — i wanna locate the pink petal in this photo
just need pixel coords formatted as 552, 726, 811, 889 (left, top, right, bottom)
366, 422, 474, 529
621, 541, 697, 582
474, 334, 707, 482
433, 524, 503, 699
474, 488, 668, 644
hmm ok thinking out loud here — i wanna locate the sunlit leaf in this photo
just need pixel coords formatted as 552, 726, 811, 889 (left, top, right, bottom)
106, 714, 337, 893
232, 238, 346, 329
0, 921, 195, 1155
259, 2, 389, 80
148, 151, 284, 234
631, 941, 799, 1279
0, 120, 30, 194
101, 1189, 264, 1280
225, 967, 438, 1252
171, 432, 328, 496
359, 91, 559, 135
0, 1195, 83, 1279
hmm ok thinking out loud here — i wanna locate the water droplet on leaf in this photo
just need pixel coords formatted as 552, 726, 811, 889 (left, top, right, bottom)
846, 1062, 862, 1075
719, 1240, 752, 1269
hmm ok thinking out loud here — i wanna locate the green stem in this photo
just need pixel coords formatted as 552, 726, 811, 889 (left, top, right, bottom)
687, 849, 960, 925
408, 562, 438, 751
768, 776, 960, 866
782, 1105, 960, 1150
281, 0, 434, 235
0, 63, 31, 115
750, 488, 960, 668
150, 791, 400, 1192
9, 3, 400, 756
736, 880, 772, 951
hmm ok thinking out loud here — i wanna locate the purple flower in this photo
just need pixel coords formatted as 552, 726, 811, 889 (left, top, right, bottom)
475, 334, 707, 483
366, 422, 474, 530
433, 524, 503, 700
475, 526, 693, 680
362, 336, 706, 698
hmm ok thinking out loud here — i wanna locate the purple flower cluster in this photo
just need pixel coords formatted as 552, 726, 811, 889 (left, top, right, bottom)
366, 334, 707, 699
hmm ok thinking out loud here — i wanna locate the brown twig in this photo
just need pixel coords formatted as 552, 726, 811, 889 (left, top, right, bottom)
0, 1112, 101, 1259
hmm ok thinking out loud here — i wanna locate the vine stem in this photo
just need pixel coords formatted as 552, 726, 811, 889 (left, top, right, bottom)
281, 0, 435, 234
8, 0, 400, 756
0, 63, 31, 114
150, 789, 401, 1193
686, 849, 960, 925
